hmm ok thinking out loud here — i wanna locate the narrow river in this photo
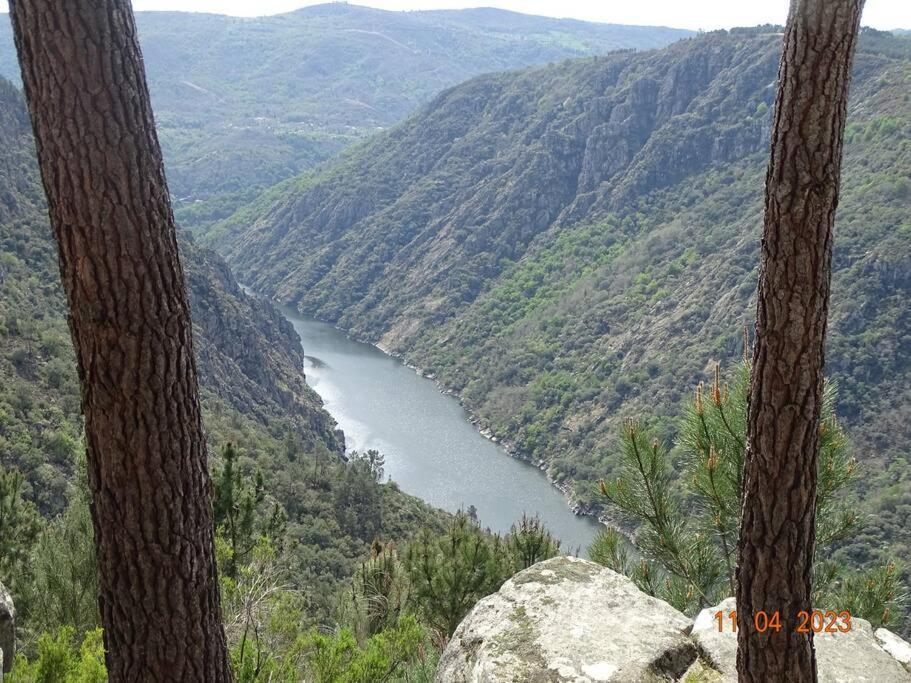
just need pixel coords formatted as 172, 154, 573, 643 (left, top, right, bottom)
280, 308, 601, 557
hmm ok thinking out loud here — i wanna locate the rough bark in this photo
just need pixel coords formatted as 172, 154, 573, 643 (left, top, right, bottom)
735, 1, 863, 681
8, 1, 232, 680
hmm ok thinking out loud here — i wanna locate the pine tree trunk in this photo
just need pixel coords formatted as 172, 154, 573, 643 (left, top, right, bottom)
8, 1, 232, 680
736, 1, 863, 681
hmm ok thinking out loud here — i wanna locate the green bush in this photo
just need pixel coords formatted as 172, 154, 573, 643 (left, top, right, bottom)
8, 627, 106, 683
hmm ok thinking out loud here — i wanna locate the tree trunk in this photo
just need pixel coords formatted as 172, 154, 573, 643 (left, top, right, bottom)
8, 1, 232, 680
736, 1, 863, 681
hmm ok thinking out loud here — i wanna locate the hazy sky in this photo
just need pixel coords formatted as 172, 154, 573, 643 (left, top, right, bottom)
0, 1, 908, 31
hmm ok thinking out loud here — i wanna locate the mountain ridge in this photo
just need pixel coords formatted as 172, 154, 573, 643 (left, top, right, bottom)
0, 7, 692, 231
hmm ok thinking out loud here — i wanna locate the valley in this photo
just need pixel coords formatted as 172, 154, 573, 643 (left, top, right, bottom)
214, 26, 911, 579
280, 308, 601, 555
2, 2, 910, 676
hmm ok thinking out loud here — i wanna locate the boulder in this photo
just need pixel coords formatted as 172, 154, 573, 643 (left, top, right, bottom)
0, 581, 13, 674
436, 556, 697, 682
690, 597, 911, 682
876, 628, 911, 672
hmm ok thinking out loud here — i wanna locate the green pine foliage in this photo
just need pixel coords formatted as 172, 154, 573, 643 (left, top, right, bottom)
345, 540, 410, 640
506, 513, 561, 571
402, 511, 562, 638
0, 464, 41, 596
300, 615, 427, 683
590, 362, 908, 629
213, 442, 287, 579
404, 513, 511, 637
21, 489, 100, 646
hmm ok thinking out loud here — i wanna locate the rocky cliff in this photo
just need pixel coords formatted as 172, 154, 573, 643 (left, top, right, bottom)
438, 557, 911, 682
212, 27, 787, 333
181, 234, 342, 451
0, 76, 339, 516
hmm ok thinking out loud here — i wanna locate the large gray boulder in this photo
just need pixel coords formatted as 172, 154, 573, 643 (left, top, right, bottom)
437, 556, 697, 682
690, 597, 911, 682
0, 581, 13, 675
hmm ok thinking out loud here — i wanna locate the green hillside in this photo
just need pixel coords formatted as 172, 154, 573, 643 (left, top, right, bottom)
212, 28, 911, 574
0, 77, 446, 631
0, 5, 690, 231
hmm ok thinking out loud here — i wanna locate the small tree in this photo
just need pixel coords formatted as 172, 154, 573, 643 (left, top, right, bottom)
346, 540, 410, 640
592, 362, 906, 626
213, 443, 286, 579
0, 463, 41, 594
220, 540, 306, 683
334, 451, 384, 542
404, 513, 510, 637
506, 514, 561, 571
301, 615, 426, 683
22, 488, 100, 643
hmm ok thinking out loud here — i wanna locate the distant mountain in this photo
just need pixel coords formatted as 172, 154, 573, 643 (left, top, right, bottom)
0, 5, 691, 229
212, 27, 911, 571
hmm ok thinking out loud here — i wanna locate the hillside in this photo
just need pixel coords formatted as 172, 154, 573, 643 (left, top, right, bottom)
0, 75, 337, 510
0, 77, 446, 625
0, 5, 691, 230
212, 28, 911, 571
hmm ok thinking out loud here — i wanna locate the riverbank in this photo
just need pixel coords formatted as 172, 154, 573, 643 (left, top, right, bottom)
375, 338, 603, 521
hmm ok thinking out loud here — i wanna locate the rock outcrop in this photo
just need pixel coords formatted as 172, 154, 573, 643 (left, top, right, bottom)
0, 581, 14, 675
437, 556, 697, 682
438, 558, 911, 682
690, 597, 911, 682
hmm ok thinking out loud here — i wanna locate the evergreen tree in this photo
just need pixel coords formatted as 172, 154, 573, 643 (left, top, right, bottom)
23, 488, 100, 644
506, 513, 561, 571
738, 1, 864, 678
213, 443, 286, 579
347, 540, 409, 639
0, 463, 41, 595
404, 513, 511, 637
334, 452, 383, 542
592, 361, 906, 627
9, 0, 232, 674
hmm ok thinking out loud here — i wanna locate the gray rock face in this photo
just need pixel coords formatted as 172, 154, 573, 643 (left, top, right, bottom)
440, 568, 911, 682
436, 556, 697, 682
876, 629, 911, 673
691, 597, 911, 682
0, 581, 14, 674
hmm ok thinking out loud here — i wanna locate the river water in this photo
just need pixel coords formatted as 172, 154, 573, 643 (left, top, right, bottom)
280, 308, 601, 556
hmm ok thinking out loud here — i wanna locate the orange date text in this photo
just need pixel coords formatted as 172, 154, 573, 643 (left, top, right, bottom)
714, 609, 852, 633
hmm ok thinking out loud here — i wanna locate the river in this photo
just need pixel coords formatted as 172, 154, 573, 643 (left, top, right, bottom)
279, 308, 601, 557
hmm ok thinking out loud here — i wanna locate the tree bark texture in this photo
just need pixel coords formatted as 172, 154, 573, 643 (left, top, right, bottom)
736, 1, 863, 681
8, 1, 232, 680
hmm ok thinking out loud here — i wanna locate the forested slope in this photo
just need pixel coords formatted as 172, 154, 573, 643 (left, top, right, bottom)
213, 28, 911, 569
0, 77, 446, 626
0, 5, 691, 230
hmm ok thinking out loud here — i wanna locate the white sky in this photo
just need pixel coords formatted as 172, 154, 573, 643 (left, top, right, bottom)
0, 1, 908, 31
